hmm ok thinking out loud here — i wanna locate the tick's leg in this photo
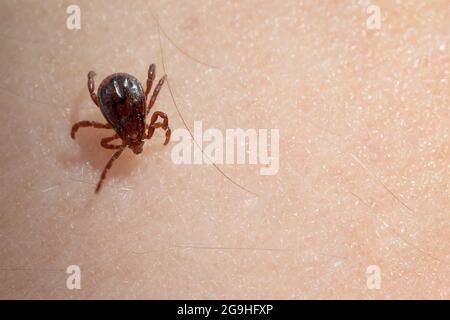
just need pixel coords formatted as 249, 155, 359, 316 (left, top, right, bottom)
146, 74, 167, 115
101, 134, 122, 149
147, 111, 171, 145
70, 121, 112, 139
144, 64, 156, 101
95, 145, 126, 194
88, 71, 100, 107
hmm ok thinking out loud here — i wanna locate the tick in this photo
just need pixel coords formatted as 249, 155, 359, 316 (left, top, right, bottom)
70, 64, 171, 193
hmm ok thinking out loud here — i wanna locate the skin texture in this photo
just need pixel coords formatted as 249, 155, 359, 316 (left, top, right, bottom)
0, 0, 448, 299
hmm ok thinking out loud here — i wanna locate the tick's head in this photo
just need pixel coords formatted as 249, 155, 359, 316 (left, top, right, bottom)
130, 140, 145, 154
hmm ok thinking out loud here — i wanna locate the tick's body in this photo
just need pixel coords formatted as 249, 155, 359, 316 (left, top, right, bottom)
71, 64, 171, 193
98, 73, 146, 143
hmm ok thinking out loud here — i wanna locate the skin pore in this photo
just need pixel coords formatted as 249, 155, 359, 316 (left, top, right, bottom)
0, 0, 448, 298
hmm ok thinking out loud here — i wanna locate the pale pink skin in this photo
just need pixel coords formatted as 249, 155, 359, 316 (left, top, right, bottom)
0, 0, 448, 299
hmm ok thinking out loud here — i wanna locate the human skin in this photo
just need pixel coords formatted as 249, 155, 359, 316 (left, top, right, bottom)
0, 0, 448, 299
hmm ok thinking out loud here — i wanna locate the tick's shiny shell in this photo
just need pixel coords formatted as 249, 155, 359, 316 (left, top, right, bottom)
98, 73, 146, 142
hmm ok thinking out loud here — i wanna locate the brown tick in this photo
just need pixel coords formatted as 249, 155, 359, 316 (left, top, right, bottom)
70, 64, 171, 193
